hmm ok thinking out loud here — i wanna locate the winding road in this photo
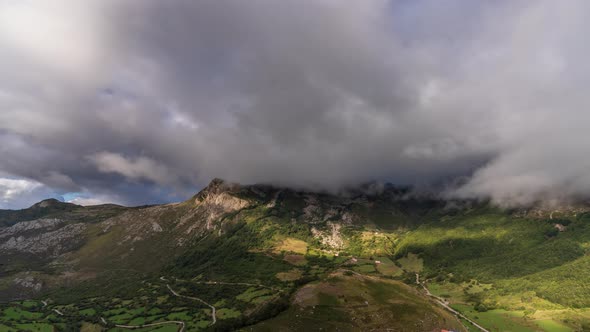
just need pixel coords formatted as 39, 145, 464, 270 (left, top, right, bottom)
43, 276, 281, 331
416, 273, 489, 332
115, 320, 185, 332
190, 280, 284, 293
102, 276, 282, 330
95, 280, 216, 332
39, 299, 63, 317
166, 284, 217, 326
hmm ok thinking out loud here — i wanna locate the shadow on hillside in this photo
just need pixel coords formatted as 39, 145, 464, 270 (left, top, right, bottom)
397, 231, 583, 280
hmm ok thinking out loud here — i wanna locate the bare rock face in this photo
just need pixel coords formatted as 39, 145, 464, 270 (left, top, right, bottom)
312, 222, 344, 249
195, 179, 251, 230
152, 222, 163, 232
299, 193, 360, 225
101, 205, 173, 244
0, 222, 86, 256
96, 179, 253, 248
202, 192, 250, 225
514, 204, 590, 219
0, 218, 64, 240
266, 190, 282, 208
13, 275, 42, 292
303, 195, 324, 223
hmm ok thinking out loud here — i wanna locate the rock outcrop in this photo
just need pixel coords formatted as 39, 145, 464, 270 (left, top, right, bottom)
0, 221, 86, 256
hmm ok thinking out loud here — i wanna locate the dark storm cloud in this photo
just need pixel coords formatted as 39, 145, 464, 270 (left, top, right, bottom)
1, 0, 589, 208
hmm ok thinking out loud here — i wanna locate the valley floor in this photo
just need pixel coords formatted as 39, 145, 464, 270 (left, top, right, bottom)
1, 252, 584, 332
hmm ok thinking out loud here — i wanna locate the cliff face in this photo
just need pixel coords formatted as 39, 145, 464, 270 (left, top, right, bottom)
194, 179, 252, 229
0, 219, 86, 256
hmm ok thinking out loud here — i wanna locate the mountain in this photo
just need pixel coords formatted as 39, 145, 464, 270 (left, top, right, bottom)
0, 179, 589, 331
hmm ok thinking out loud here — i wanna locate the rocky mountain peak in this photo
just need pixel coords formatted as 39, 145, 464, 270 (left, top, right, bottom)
31, 199, 74, 209
204, 178, 229, 193
193, 178, 243, 202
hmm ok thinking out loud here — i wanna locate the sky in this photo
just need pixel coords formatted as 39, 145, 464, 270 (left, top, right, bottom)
0, 0, 589, 209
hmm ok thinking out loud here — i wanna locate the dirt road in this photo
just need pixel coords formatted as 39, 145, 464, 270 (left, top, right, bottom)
115, 320, 185, 332
166, 284, 217, 325
416, 273, 489, 332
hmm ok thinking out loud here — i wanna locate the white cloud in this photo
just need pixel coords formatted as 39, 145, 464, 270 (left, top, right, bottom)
0, 0, 111, 77
67, 195, 116, 206
0, 178, 42, 201
0, 177, 61, 209
88, 152, 178, 186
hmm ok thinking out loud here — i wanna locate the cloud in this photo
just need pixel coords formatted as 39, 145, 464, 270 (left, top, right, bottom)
0, 0, 589, 207
88, 152, 178, 186
0, 178, 42, 201
0, 177, 61, 209
66, 194, 118, 207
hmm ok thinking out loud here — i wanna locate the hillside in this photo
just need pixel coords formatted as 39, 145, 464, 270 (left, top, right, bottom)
1, 179, 589, 331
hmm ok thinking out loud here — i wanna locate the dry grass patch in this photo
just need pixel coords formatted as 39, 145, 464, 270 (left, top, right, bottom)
274, 238, 308, 254
276, 269, 303, 281
284, 254, 307, 266
376, 261, 403, 277
80, 323, 103, 332
398, 253, 423, 272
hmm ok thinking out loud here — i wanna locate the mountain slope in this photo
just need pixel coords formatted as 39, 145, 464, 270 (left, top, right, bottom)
1, 179, 589, 331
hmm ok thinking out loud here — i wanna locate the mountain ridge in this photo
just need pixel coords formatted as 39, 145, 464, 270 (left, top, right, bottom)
9, 176, 590, 220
